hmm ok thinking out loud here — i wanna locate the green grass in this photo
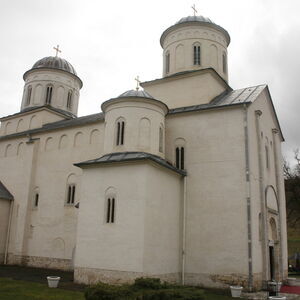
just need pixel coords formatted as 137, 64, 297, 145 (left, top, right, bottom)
0, 277, 84, 300
0, 277, 238, 300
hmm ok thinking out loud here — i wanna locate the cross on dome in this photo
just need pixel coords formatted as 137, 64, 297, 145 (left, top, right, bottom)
135, 76, 141, 91
191, 4, 198, 16
53, 45, 62, 57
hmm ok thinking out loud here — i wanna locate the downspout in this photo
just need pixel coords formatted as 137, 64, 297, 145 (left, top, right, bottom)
4, 199, 14, 264
181, 175, 187, 285
271, 128, 283, 279
255, 110, 268, 282
243, 104, 253, 291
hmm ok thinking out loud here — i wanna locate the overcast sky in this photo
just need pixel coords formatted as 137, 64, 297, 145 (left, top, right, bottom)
0, 0, 299, 164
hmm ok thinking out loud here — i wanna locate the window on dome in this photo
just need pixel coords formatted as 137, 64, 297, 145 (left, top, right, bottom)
26, 86, 32, 106
166, 52, 170, 74
193, 45, 201, 65
116, 120, 125, 146
159, 126, 164, 152
45, 86, 53, 105
67, 90, 73, 109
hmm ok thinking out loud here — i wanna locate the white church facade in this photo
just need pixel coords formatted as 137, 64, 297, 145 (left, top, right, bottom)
0, 15, 288, 291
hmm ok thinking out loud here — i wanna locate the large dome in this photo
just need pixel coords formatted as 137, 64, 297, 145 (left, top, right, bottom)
160, 15, 230, 46
175, 15, 214, 25
29, 56, 77, 76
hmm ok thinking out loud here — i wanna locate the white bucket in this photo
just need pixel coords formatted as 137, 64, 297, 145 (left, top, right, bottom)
287, 277, 296, 286
230, 286, 243, 298
47, 276, 61, 288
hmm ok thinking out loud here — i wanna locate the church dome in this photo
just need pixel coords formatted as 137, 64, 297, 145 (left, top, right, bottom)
160, 15, 230, 47
29, 56, 77, 76
118, 89, 155, 99
175, 15, 214, 25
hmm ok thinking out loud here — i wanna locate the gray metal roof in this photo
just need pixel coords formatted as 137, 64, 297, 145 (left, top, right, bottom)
175, 15, 214, 25
23, 56, 83, 88
160, 15, 230, 47
75, 151, 186, 176
31, 56, 77, 75
168, 84, 267, 114
1, 105, 76, 121
118, 89, 155, 99
0, 113, 104, 141
0, 181, 13, 200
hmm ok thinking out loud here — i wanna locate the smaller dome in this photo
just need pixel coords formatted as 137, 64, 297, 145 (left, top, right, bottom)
118, 89, 155, 99
30, 56, 77, 75
175, 15, 214, 25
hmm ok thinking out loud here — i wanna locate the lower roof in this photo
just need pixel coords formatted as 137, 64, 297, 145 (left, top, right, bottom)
74, 151, 186, 176
0, 181, 13, 200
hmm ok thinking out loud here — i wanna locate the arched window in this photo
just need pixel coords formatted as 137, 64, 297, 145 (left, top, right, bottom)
165, 52, 170, 74
175, 138, 186, 170
106, 197, 115, 223
193, 45, 201, 65
176, 147, 185, 170
45, 86, 53, 104
116, 120, 125, 146
222, 53, 227, 74
26, 86, 32, 106
66, 174, 77, 205
67, 90, 73, 109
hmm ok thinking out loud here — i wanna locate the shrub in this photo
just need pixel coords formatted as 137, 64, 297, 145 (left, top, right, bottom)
133, 277, 163, 290
142, 288, 205, 300
84, 282, 137, 300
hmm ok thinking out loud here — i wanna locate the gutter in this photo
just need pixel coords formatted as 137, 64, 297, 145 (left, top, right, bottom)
243, 104, 253, 291
181, 176, 187, 285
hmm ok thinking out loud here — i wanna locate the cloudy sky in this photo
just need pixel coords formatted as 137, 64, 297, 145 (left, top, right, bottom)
0, 0, 299, 163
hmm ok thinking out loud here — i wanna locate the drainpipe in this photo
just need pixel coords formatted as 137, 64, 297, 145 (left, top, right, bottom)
271, 128, 283, 280
243, 104, 253, 291
181, 175, 187, 285
255, 110, 268, 283
4, 199, 14, 264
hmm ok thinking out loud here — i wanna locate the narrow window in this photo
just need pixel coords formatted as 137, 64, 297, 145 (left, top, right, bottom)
67, 90, 73, 109
116, 121, 125, 146
106, 198, 111, 223
34, 193, 39, 207
106, 198, 116, 223
176, 147, 180, 168
166, 53, 170, 74
265, 146, 269, 169
193, 46, 201, 65
159, 127, 163, 152
67, 184, 76, 204
45, 86, 53, 104
121, 122, 125, 145
175, 147, 185, 170
26, 86, 32, 106
223, 53, 227, 74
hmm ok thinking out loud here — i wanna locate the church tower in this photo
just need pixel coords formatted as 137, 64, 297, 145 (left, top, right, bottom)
160, 15, 230, 82
21, 54, 83, 117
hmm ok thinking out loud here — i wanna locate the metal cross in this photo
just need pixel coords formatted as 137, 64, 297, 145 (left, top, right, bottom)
53, 45, 62, 57
191, 4, 198, 16
135, 76, 141, 91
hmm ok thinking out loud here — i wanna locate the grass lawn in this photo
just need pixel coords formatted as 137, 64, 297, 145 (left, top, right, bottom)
0, 277, 237, 300
0, 277, 85, 300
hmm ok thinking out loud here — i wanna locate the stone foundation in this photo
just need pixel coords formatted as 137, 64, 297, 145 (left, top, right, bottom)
7, 254, 72, 271
185, 272, 264, 291
74, 266, 180, 285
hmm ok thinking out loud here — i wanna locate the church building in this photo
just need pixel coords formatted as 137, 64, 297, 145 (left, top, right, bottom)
0, 14, 288, 291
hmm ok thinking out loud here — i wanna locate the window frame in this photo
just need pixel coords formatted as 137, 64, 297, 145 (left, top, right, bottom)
26, 86, 32, 106
193, 44, 201, 65
66, 184, 76, 205
67, 90, 73, 109
106, 197, 116, 224
116, 120, 125, 146
45, 85, 53, 105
